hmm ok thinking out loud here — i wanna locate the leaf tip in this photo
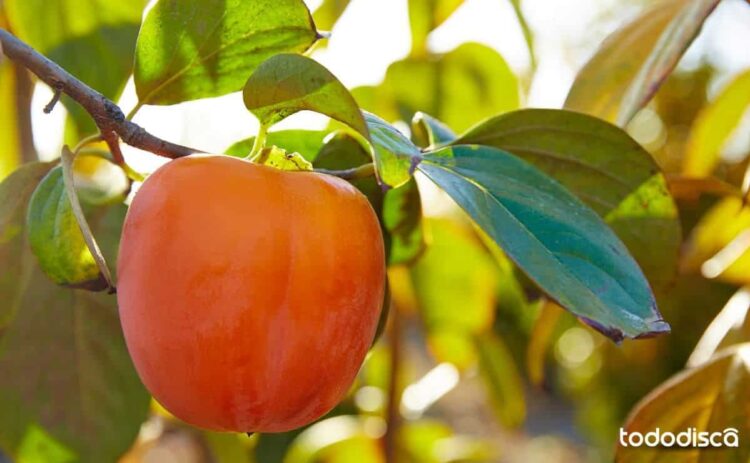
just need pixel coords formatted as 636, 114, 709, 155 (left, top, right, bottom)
579, 317, 625, 344
636, 319, 671, 339
62, 273, 112, 293
579, 316, 671, 344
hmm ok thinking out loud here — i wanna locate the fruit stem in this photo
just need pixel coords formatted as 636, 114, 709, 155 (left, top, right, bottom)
247, 124, 269, 162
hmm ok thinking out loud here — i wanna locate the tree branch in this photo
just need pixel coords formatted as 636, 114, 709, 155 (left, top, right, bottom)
0, 29, 376, 180
0, 28, 198, 159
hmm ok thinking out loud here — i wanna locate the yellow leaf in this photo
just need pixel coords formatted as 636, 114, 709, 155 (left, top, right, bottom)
684, 70, 750, 177
682, 197, 750, 285
616, 345, 750, 462
0, 61, 21, 180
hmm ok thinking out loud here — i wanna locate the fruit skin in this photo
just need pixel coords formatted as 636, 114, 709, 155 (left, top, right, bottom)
117, 155, 386, 433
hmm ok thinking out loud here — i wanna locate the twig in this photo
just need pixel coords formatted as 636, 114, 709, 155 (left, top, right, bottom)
0, 29, 376, 180
316, 163, 375, 180
43, 83, 62, 113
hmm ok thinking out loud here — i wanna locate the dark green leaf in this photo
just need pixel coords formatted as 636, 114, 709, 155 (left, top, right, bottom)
383, 179, 425, 265
565, 0, 720, 126
418, 145, 668, 341
365, 112, 421, 189
411, 112, 456, 148
0, 162, 55, 330
26, 167, 107, 290
0, 202, 150, 463
244, 54, 367, 137
314, 132, 383, 213
5, 0, 147, 132
225, 130, 327, 161
616, 345, 750, 462
135, 0, 319, 106
456, 109, 681, 290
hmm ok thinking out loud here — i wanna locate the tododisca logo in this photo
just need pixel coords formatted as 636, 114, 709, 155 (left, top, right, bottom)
619, 427, 739, 449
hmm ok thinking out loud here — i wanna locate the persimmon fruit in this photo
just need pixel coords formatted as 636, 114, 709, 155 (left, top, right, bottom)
117, 155, 386, 433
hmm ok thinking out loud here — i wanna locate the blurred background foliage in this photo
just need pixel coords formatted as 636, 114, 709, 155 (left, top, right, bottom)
2, 0, 750, 462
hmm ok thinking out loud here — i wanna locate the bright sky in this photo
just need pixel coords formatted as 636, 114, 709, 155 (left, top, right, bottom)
30, 0, 750, 168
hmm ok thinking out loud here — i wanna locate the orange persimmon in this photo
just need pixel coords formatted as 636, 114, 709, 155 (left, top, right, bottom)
117, 155, 386, 433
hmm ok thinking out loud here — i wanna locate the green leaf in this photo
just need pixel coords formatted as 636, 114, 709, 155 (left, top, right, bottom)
0, 162, 55, 330
411, 112, 456, 149
418, 145, 668, 341
616, 345, 750, 462
313, 0, 352, 31
358, 43, 519, 133
408, 0, 463, 56
383, 179, 425, 265
0, 202, 150, 462
456, 109, 681, 291
475, 332, 526, 428
683, 70, 750, 177
365, 112, 421, 189
226, 130, 326, 161
244, 54, 367, 137
135, 0, 319, 106
565, 0, 720, 126
26, 166, 107, 290
5, 0, 147, 132
411, 219, 497, 368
